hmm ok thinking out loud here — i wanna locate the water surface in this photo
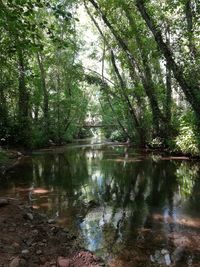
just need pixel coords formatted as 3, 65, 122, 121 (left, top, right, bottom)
1, 138, 200, 266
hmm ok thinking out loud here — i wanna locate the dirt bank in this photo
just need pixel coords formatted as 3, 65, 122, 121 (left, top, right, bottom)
0, 198, 104, 267
0, 149, 25, 176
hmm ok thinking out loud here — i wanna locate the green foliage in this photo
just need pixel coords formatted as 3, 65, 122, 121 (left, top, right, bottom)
0, 0, 200, 151
109, 129, 127, 142
176, 162, 197, 197
32, 127, 49, 148
175, 112, 200, 155
0, 149, 8, 164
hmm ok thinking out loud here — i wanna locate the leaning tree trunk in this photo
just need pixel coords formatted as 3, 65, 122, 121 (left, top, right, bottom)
88, 0, 166, 138
110, 50, 146, 146
122, 3, 167, 137
135, 0, 200, 121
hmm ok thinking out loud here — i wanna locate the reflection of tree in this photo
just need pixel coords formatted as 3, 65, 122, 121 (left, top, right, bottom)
176, 162, 198, 197
2, 145, 200, 263
176, 162, 200, 213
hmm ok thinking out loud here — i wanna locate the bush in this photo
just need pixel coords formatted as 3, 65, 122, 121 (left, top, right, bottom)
0, 149, 8, 164
32, 128, 49, 148
175, 112, 200, 155
109, 130, 127, 142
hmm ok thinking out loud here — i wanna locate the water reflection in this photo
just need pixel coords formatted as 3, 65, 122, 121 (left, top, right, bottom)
0, 141, 200, 266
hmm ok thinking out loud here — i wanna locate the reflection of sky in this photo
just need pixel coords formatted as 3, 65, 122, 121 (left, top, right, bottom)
1, 139, 200, 264
81, 218, 103, 252
80, 206, 125, 252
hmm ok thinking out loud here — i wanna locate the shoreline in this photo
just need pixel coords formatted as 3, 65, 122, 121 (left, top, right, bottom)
1, 142, 200, 176
0, 198, 105, 267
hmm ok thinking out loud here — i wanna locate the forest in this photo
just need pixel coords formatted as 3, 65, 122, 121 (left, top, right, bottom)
1, 1, 200, 267
0, 0, 199, 155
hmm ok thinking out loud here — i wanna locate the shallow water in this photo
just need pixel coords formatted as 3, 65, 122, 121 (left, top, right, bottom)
1, 138, 200, 266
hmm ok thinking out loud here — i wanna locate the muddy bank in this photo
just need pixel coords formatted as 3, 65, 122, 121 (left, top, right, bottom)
0, 150, 25, 176
0, 198, 104, 267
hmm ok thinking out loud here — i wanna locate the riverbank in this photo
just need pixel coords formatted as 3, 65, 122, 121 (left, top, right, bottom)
0, 198, 104, 267
0, 149, 25, 176
0, 140, 200, 267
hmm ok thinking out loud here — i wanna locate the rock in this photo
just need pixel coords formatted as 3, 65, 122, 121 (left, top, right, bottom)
150, 255, 155, 262
57, 257, 70, 267
19, 259, 28, 267
36, 250, 42, 255
17, 152, 23, 157
164, 253, 171, 266
172, 246, 185, 262
24, 213, 34, 221
32, 229, 38, 235
21, 249, 29, 255
39, 256, 47, 264
10, 257, 20, 267
161, 249, 169, 255
0, 198, 9, 207
38, 241, 45, 247
48, 219, 55, 224
154, 250, 161, 260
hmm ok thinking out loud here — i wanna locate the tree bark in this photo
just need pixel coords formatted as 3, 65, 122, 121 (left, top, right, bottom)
165, 27, 172, 127
110, 50, 145, 146
88, 0, 166, 137
17, 48, 30, 147
185, 0, 196, 56
36, 52, 49, 136
135, 0, 200, 120
0, 82, 8, 140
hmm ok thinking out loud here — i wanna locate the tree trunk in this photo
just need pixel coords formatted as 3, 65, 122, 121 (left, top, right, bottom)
185, 0, 196, 57
110, 50, 145, 146
165, 27, 172, 132
135, 0, 200, 120
36, 52, 49, 137
0, 83, 8, 141
17, 48, 30, 147
88, 0, 166, 137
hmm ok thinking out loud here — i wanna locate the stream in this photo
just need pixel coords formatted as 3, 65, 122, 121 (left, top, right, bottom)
0, 138, 200, 266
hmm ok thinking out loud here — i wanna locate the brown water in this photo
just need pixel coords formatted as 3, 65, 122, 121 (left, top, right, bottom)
1, 138, 200, 266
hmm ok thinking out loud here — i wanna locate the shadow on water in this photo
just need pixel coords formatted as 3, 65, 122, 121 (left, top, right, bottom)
0, 138, 200, 266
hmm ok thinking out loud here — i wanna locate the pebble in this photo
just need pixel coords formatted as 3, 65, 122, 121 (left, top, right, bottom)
0, 198, 9, 207
22, 249, 29, 255
32, 229, 38, 235
19, 259, 28, 267
48, 219, 55, 224
164, 253, 171, 266
36, 250, 42, 255
57, 257, 70, 267
10, 257, 20, 267
172, 246, 185, 262
39, 256, 47, 264
24, 213, 34, 221
38, 242, 45, 247
161, 249, 169, 255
